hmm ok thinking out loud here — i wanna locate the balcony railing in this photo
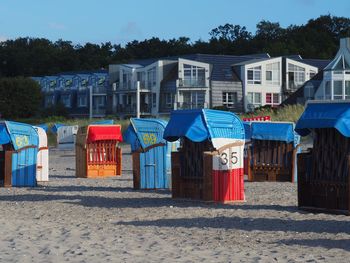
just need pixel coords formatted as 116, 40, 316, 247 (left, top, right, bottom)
115, 104, 152, 115
288, 81, 303, 91
177, 102, 208, 110
178, 78, 206, 87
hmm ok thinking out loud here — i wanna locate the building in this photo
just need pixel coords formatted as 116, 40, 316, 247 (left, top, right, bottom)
109, 53, 328, 118
282, 38, 349, 105
32, 70, 109, 118
314, 38, 350, 100
33, 53, 329, 118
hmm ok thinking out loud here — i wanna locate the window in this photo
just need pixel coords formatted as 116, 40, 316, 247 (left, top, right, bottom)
288, 63, 305, 89
152, 93, 156, 108
137, 71, 146, 88
61, 95, 71, 108
222, 92, 237, 108
78, 95, 87, 107
346, 81, 350, 100
95, 96, 106, 107
147, 67, 156, 88
265, 93, 280, 105
247, 66, 261, 84
122, 70, 132, 89
325, 81, 331, 100
165, 93, 174, 108
183, 64, 206, 86
304, 85, 314, 99
81, 79, 88, 87
247, 92, 261, 110
333, 80, 343, 100
266, 62, 280, 85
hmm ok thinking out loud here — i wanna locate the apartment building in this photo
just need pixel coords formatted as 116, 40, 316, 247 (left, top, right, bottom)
32, 70, 109, 117
109, 53, 326, 117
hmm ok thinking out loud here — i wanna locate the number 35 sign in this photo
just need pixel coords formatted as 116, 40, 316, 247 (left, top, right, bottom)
212, 142, 244, 171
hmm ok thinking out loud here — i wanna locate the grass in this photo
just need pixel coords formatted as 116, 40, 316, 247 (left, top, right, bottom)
240, 104, 305, 123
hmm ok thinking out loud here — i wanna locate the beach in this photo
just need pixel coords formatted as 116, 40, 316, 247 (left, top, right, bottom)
0, 144, 349, 262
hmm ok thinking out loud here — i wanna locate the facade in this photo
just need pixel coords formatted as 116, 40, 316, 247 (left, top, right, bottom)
32, 70, 109, 117
34, 53, 330, 118
314, 38, 350, 101
282, 38, 349, 105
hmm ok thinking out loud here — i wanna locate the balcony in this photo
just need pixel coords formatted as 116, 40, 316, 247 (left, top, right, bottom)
115, 104, 152, 115
178, 78, 206, 88
176, 102, 208, 110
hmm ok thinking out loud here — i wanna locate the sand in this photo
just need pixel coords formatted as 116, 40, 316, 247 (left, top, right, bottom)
0, 144, 349, 262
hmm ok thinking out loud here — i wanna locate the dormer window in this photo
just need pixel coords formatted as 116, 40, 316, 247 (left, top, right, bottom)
247, 66, 261, 84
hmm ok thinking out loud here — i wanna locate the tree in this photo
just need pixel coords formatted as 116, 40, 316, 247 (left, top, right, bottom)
0, 77, 42, 118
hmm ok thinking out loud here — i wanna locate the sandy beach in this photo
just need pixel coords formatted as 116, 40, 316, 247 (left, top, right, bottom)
0, 144, 349, 262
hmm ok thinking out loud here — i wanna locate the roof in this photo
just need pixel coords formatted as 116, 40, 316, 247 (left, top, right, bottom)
295, 101, 350, 137
251, 122, 296, 143
132, 53, 272, 82
123, 118, 168, 151
163, 109, 244, 149
231, 57, 272, 66
287, 57, 331, 70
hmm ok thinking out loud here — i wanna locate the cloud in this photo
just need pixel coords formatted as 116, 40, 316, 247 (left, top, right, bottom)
48, 22, 66, 30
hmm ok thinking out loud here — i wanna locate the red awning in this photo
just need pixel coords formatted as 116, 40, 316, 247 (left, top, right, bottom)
87, 125, 123, 143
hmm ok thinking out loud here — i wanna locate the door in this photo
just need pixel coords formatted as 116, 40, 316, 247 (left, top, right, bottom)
139, 145, 167, 189
12, 147, 37, 187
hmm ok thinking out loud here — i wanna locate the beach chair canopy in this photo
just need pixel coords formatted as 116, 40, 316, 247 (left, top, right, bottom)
0, 121, 39, 150
251, 122, 296, 143
86, 125, 123, 143
51, 123, 65, 134
295, 102, 350, 137
243, 122, 252, 141
123, 118, 167, 152
163, 109, 244, 149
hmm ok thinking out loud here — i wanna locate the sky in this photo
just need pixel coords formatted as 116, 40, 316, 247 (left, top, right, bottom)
0, 0, 350, 46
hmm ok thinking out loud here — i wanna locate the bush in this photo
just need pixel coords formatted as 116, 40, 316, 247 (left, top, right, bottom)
41, 102, 69, 118
0, 77, 42, 119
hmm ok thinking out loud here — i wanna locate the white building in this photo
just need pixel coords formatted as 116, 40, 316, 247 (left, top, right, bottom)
315, 38, 350, 100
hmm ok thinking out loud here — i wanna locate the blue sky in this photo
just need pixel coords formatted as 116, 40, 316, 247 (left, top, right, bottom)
1, 0, 349, 45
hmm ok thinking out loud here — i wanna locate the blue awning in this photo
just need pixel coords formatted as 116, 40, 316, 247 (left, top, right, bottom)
163, 109, 244, 143
0, 124, 10, 145
251, 122, 295, 143
295, 102, 350, 137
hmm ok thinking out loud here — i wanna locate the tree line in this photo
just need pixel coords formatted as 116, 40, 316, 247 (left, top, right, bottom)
1, 14, 350, 78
